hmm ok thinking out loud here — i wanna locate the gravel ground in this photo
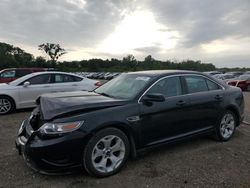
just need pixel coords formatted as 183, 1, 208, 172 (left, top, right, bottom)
0, 92, 250, 188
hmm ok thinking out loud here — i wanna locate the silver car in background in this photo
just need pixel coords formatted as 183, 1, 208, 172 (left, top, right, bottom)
0, 71, 100, 114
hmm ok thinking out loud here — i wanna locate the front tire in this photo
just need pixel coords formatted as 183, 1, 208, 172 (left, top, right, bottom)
83, 127, 130, 177
0, 96, 15, 115
215, 110, 236, 141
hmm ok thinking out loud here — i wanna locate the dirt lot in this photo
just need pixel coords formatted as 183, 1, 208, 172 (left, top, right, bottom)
0, 93, 250, 188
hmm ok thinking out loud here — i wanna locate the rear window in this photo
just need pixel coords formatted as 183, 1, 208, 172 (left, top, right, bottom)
73, 76, 83, 82
54, 74, 82, 83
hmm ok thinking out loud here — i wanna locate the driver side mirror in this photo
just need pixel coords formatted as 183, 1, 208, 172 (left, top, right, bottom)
142, 93, 165, 103
23, 81, 30, 87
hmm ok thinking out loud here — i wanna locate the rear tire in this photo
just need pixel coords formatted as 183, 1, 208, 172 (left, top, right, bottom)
214, 110, 236, 141
0, 96, 15, 115
83, 127, 130, 177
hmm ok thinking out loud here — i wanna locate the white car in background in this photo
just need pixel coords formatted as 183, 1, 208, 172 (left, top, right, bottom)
0, 71, 100, 114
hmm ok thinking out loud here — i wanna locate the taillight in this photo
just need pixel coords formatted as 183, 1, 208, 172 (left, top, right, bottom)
95, 82, 102, 87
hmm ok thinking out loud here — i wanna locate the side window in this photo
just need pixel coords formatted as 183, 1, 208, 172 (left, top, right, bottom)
73, 76, 83, 82
185, 76, 208, 93
206, 79, 221, 90
148, 76, 182, 97
26, 74, 51, 85
16, 70, 31, 77
1, 70, 16, 78
55, 74, 63, 83
55, 74, 75, 83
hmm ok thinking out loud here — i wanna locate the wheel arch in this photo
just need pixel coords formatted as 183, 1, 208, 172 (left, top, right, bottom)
89, 122, 138, 158
225, 105, 240, 126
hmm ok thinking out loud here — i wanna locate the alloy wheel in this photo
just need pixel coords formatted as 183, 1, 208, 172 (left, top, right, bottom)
91, 135, 125, 173
0, 98, 11, 114
220, 113, 235, 139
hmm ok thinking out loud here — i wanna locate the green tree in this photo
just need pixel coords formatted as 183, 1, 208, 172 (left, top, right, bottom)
144, 55, 154, 63
122, 54, 138, 71
34, 56, 47, 67
38, 43, 66, 63
0, 42, 34, 69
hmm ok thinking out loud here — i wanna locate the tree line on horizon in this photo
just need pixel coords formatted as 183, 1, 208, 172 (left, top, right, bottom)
0, 42, 249, 72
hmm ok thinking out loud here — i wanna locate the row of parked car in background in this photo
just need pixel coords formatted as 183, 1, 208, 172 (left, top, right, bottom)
204, 71, 250, 91
73, 72, 121, 80
0, 68, 249, 115
75, 70, 250, 91
0, 68, 121, 83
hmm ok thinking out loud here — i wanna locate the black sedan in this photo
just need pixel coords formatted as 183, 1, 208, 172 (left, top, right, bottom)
16, 70, 244, 177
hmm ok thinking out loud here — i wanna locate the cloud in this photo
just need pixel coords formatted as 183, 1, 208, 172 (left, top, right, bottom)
0, 0, 133, 47
144, 0, 250, 47
134, 46, 162, 54
0, 0, 249, 67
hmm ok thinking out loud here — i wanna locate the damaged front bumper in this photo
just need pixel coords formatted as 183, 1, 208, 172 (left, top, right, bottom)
15, 119, 86, 175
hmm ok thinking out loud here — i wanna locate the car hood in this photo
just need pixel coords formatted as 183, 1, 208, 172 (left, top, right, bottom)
0, 83, 13, 89
38, 91, 128, 120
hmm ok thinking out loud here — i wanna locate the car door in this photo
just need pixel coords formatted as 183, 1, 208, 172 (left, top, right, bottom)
139, 76, 191, 146
181, 75, 225, 131
50, 74, 83, 92
17, 74, 52, 107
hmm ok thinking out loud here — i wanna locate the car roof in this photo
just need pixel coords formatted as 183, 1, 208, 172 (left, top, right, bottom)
127, 70, 199, 77
29, 71, 83, 77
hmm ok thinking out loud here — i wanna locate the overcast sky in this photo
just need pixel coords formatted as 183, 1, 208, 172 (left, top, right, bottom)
0, 0, 249, 67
